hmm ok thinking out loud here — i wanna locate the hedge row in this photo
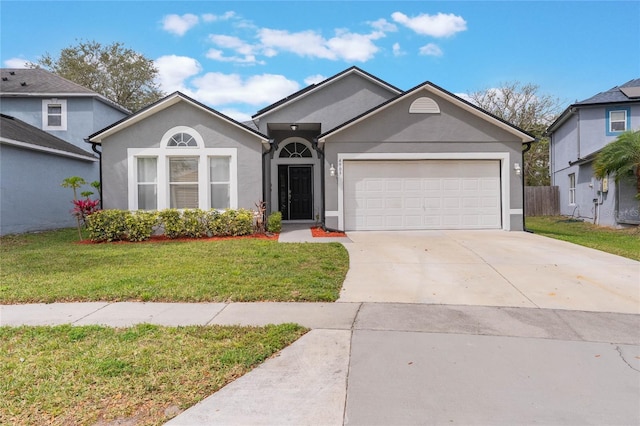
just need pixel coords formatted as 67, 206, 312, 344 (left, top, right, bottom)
86, 208, 281, 242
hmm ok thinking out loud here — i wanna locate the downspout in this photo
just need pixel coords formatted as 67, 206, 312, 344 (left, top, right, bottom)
262, 139, 275, 214
85, 138, 103, 209
522, 140, 533, 233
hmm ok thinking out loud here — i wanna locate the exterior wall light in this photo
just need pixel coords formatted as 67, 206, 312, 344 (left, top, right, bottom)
329, 164, 336, 176
290, 124, 298, 131
514, 163, 521, 176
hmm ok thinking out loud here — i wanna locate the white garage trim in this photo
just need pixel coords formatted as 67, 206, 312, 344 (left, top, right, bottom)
337, 153, 512, 231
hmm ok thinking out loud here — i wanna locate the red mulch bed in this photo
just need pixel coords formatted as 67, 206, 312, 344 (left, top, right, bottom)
310, 226, 347, 238
77, 233, 279, 244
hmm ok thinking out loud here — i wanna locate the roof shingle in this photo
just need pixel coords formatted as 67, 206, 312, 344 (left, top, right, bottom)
0, 114, 97, 159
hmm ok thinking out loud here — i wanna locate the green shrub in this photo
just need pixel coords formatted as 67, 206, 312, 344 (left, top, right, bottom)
181, 209, 208, 238
88, 208, 257, 242
125, 211, 159, 242
158, 209, 183, 239
87, 210, 129, 242
209, 209, 254, 236
267, 211, 282, 233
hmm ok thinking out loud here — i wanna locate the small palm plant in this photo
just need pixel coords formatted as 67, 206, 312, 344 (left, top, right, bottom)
61, 176, 101, 240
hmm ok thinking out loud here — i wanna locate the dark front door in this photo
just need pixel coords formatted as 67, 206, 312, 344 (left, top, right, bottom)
278, 165, 313, 220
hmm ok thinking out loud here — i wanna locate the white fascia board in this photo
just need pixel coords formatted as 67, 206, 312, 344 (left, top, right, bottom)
253, 68, 402, 120
90, 93, 269, 145
320, 85, 535, 144
0, 137, 98, 161
421, 85, 534, 143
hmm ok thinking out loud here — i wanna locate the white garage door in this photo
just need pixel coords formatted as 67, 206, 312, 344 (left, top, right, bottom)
344, 160, 501, 230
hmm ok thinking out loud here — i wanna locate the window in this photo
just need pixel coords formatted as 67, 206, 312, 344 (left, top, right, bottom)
42, 99, 67, 130
279, 142, 312, 158
210, 157, 231, 209
137, 157, 157, 210
569, 173, 576, 205
169, 157, 199, 208
128, 126, 237, 211
606, 107, 630, 135
168, 132, 197, 147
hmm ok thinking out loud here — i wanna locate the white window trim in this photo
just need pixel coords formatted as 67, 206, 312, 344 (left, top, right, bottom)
569, 173, 576, 205
609, 110, 627, 133
42, 99, 67, 131
128, 147, 237, 211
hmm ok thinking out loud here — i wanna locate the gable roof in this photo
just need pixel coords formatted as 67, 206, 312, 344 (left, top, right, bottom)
547, 78, 640, 133
0, 114, 97, 161
318, 81, 535, 143
0, 68, 129, 113
252, 66, 402, 120
88, 91, 269, 144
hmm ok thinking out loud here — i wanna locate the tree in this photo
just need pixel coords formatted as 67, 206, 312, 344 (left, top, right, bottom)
33, 40, 164, 112
593, 130, 640, 200
468, 82, 563, 186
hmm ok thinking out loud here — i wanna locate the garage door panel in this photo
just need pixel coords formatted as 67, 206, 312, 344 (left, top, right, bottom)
344, 160, 501, 231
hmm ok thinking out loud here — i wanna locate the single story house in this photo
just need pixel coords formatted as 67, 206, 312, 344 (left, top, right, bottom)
89, 67, 534, 231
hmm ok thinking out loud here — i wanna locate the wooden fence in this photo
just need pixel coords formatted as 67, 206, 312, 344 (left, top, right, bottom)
525, 186, 559, 216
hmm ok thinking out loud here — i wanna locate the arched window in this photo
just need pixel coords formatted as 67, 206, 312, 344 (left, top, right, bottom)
167, 132, 197, 147
279, 142, 312, 158
128, 126, 237, 211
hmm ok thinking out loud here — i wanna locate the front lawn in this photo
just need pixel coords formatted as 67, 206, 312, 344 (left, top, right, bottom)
0, 229, 349, 304
0, 323, 306, 425
526, 216, 640, 261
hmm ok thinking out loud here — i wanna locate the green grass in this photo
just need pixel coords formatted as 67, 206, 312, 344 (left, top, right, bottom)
0, 229, 349, 304
0, 323, 307, 425
526, 216, 640, 261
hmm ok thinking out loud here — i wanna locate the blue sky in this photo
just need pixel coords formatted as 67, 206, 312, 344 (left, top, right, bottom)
2, 1, 639, 120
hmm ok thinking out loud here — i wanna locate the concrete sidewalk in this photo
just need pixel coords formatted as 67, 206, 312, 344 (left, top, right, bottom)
2, 302, 639, 425
2, 302, 638, 345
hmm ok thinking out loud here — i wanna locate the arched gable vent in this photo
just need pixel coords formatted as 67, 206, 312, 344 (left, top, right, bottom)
409, 97, 440, 114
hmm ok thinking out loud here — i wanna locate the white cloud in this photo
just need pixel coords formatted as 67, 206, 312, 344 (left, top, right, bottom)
304, 74, 326, 85
4, 57, 30, 68
202, 11, 235, 22
219, 108, 253, 123
190, 73, 300, 106
205, 48, 262, 65
258, 28, 381, 62
162, 13, 199, 36
454, 92, 474, 104
392, 12, 467, 37
392, 43, 405, 57
327, 31, 380, 62
419, 43, 443, 57
154, 55, 202, 92
259, 28, 335, 59
370, 18, 397, 32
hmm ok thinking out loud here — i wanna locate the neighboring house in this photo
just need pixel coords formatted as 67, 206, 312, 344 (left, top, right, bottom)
0, 68, 129, 235
89, 67, 534, 231
547, 79, 640, 227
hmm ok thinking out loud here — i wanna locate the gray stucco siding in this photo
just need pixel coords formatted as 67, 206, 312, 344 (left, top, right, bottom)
320, 90, 526, 231
256, 73, 398, 134
0, 144, 97, 235
100, 101, 263, 211
323, 91, 521, 144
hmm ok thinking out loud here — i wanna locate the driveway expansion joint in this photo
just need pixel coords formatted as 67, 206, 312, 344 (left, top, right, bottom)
616, 345, 640, 373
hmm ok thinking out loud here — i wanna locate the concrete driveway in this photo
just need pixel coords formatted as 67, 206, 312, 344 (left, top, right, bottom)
339, 230, 640, 314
